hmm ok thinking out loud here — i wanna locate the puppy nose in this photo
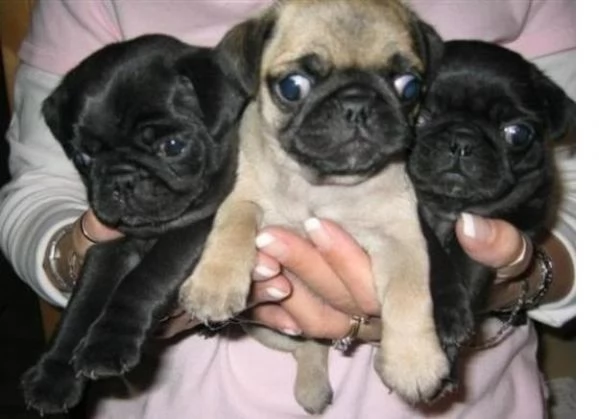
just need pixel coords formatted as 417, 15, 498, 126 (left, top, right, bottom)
338, 87, 374, 124
449, 137, 474, 157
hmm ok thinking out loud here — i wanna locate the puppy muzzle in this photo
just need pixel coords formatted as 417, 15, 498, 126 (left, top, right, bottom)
281, 80, 412, 176
410, 121, 510, 201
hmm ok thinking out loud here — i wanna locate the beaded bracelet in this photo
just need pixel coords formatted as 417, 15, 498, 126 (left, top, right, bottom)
523, 246, 554, 310
472, 243, 554, 350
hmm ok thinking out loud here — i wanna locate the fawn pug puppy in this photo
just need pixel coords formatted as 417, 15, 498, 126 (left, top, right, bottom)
180, 0, 447, 412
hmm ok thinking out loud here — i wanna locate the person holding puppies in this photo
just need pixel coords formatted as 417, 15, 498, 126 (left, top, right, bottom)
0, 0, 574, 417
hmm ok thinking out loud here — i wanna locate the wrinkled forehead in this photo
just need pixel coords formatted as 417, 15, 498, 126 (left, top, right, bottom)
428, 70, 543, 122
263, 0, 421, 73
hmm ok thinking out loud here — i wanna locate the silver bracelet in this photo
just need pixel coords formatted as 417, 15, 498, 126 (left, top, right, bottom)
523, 246, 554, 309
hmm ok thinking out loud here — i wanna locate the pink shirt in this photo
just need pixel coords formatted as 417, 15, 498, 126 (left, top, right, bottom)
20, 0, 575, 75
87, 321, 545, 419
14, 1, 575, 418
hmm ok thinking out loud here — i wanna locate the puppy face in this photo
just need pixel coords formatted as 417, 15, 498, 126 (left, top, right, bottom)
219, 0, 444, 179
408, 40, 575, 218
43, 35, 246, 233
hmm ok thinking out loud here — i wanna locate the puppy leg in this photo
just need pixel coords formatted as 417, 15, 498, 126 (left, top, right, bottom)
369, 237, 450, 404
21, 239, 141, 414
293, 341, 332, 414
246, 325, 333, 414
419, 220, 475, 390
179, 200, 261, 322
72, 220, 211, 379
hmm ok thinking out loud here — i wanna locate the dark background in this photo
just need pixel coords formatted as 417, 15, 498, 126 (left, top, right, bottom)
0, 54, 54, 418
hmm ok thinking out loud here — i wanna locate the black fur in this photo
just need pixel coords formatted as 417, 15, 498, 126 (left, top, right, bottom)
21, 34, 247, 414
407, 40, 575, 387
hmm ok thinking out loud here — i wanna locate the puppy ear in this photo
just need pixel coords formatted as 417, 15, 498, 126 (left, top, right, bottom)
409, 16, 445, 84
176, 50, 248, 141
213, 7, 277, 96
533, 70, 576, 141
42, 84, 73, 147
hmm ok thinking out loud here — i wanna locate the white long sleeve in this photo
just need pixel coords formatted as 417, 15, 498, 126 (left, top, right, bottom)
526, 49, 576, 328
0, 64, 87, 307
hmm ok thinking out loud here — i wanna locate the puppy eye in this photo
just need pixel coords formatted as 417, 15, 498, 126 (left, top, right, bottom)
393, 74, 421, 102
503, 124, 535, 148
159, 138, 187, 157
276, 73, 312, 102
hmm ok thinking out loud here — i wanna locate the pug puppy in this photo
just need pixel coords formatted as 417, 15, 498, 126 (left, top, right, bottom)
21, 34, 246, 414
408, 40, 575, 386
180, 0, 448, 413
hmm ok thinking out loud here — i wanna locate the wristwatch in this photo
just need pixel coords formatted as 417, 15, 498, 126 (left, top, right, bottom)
43, 223, 83, 293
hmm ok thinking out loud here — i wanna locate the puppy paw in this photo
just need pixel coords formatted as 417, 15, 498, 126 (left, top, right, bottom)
295, 369, 333, 414
436, 304, 475, 364
374, 332, 451, 404
434, 284, 476, 373
72, 322, 142, 379
21, 357, 85, 415
179, 259, 253, 323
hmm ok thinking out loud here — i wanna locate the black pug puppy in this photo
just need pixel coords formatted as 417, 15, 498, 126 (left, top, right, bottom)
408, 40, 575, 387
21, 34, 247, 414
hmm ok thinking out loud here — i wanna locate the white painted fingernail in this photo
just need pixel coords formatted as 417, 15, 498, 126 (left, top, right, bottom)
280, 328, 302, 336
253, 265, 278, 280
461, 213, 476, 238
266, 287, 288, 300
304, 217, 322, 232
304, 217, 331, 250
256, 232, 276, 248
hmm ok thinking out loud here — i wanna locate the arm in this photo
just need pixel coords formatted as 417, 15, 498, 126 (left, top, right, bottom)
0, 0, 123, 306
0, 64, 86, 307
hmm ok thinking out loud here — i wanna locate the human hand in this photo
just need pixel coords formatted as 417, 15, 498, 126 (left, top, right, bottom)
246, 218, 381, 341
455, 213, 573, 310
72, 210, 123, 257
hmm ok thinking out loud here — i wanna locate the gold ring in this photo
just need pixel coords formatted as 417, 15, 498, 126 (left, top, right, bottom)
333, 315, 369, 352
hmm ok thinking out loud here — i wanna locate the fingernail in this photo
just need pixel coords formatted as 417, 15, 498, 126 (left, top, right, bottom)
280, 328, 302, 336
253, 265, 278, 281
266, 287, 289, 301
460, 213, 492, 241
304, 217, 331, 250
256, 232, 287, 259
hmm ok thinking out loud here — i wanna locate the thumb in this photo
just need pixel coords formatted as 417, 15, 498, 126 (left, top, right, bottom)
455, 213, 524, 269
72, 210, 124, 257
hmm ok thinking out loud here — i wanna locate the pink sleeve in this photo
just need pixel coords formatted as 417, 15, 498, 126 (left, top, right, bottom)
19, 0, 123, 75
504, 0, 576, 59
410, 0, 575, 59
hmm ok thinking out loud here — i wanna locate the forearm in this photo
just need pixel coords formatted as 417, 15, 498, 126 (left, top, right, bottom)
0, 64, 87, 307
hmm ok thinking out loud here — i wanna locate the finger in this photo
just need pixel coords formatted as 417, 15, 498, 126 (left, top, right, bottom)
456, 213, 525, 269
303, 218, 380, 315
248, 303, 302, 336
83, 210, 123, 241
255, 227, 357, 312
252, 252, 281, 281
247, 274, 292, 307
281, 274, 355, 339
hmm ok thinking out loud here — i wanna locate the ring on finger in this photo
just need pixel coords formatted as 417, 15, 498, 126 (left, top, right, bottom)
333, 315, 369, 352
496, 235, 534, 281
